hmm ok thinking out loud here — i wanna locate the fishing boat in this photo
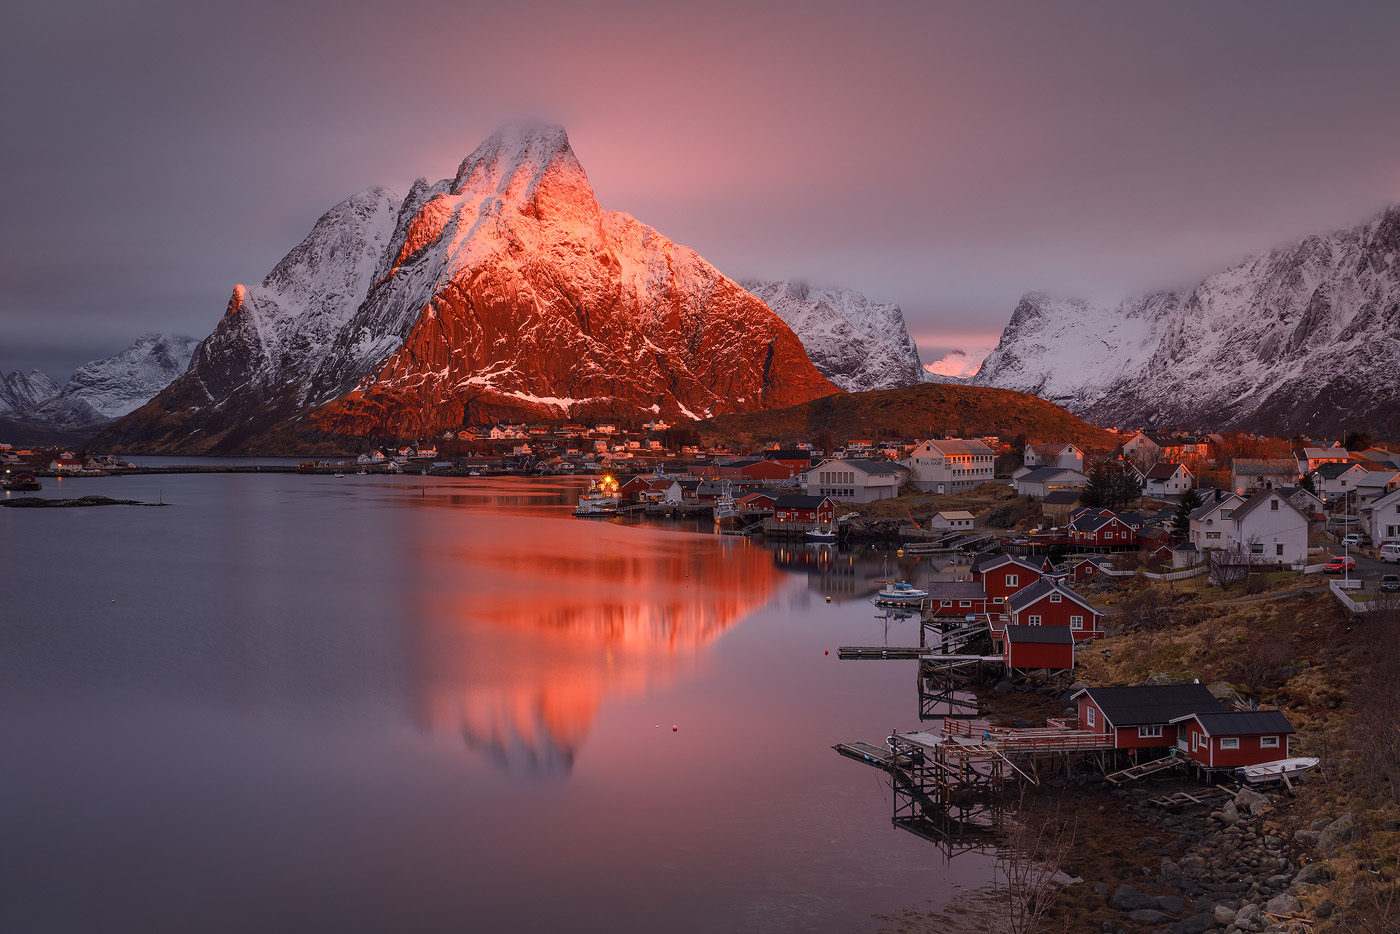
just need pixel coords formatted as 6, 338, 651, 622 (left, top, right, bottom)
713, 483, 741, 527
1235, 757, 1320, 784
805, 525, 837, 542
874, 580, 928, 605
574, 475, 621, 517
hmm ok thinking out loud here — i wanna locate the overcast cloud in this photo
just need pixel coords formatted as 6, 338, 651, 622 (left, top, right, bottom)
3, 0, 1399, 379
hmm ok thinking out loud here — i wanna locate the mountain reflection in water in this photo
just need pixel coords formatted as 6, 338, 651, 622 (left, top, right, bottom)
402, 486, 784, 774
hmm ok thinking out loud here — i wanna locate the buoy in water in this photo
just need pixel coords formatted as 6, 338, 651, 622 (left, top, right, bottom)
897, 549, 904, 557
824, 650, 829, 655
825, 596, 831, 603
672, 725, 678, 732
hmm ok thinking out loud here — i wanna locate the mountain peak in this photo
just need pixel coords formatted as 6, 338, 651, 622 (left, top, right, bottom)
450, 122, 588, 203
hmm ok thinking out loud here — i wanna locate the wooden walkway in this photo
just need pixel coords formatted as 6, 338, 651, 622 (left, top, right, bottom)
1105, 755, 1185, 783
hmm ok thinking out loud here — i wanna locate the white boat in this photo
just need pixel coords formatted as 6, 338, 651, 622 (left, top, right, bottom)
714, 488, 741, 525
805, 526, 837, 542
574, 475, 621, 517
874, 580, 928, 604
1235, 757, 1320, 784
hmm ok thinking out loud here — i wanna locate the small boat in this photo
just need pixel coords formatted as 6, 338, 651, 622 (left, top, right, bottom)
713, 483, 741, 526
357, 470, 367, 475
333, 471, 345, 478
805, 526, 837, 542
468, 471, 481, 477
1235, 757, 1320, 784
874, 580, 929, 605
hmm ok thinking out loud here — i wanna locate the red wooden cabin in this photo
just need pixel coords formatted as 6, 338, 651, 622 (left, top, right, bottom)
1072, 684, 1222, 751
1066, 508, 1139, 548
772, 495, 835, 524
1169, 710, 1295, 769
970, 555, 1048, 604
1002, 625, 1074, 671
1005, 578, 1105, 640
925, 580, 991, 617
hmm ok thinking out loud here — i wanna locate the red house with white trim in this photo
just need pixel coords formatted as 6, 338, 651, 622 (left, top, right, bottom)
1005, 578, 1105, 640
925, 580, 991, 618
1072, 683, 1223, 751
1169, 710, 1296, 769
971, 554, 1049, 604
772, 495, 835, 524
1066, 508, 1139, 548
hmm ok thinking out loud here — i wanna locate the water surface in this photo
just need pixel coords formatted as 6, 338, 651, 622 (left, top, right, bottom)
1, 474, 992, 933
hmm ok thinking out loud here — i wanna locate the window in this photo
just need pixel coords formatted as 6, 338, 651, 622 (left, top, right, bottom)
1221, 737, 1239, 750
1138, 725, 1163, 738
1027, 615, 1041, 626
1270, 499, 1279, 511
1050, 593, 1062, 603
1006, 574, 1018, 587
960, 600, 971, 607
1070, 615, 1084, 630
1194, 732, 1204, 750
1250, 542, 1264, 555
942, 600, 953, 607
1086, 707, 1095, 727
1276, 543, 1284, 557
1221, 510, 1233, 519
1206, 531, 1221, 540
1260, 736, 1279, 748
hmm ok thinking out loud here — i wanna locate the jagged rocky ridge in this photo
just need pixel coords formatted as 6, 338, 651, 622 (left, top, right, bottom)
0, 334, 199, 439
98, 125, 838, 453
740, 280, 925, 392
973, 206, 1400, 436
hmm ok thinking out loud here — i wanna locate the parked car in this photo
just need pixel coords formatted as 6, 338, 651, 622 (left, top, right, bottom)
1322, 555, 1357, 573
1341, 534, 1362, 547
1381, 574, 1400, 592
1381, 542, 1400, 564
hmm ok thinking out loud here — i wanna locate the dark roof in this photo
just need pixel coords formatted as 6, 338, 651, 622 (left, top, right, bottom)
1006, 578, 1094, 613
1042, 490, 1082, 505
842, 458, 903, 476
774, 494, 832, 508
1018, 466, 1082, 483
1145, 462, 1185, 480
1312, 462, 1361, 479
1077, 684, 1222, 727
1173, 710, 1296, 736
769, 449, 817, 461
973, 554, 1045, 575
1004, 625, 1074, 644
926, 581, 988, 600
1231, 489, 1306, 523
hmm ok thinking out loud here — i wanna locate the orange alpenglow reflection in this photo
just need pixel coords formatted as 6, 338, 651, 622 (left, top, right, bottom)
409, 513, 783, 774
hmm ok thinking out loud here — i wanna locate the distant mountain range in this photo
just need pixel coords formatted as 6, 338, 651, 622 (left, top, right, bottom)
0, 334, 199, 444
973, 206, 1400, 437
95, 125, 841, 453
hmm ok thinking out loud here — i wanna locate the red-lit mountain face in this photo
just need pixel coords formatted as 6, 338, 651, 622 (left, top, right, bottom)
96, 126, 838, 453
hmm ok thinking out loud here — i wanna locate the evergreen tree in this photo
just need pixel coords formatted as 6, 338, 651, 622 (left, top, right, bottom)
1173, 487, 1204, 539
1299, 472, 1317, 495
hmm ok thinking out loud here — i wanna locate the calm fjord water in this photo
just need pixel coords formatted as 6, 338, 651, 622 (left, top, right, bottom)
1, 475, 991, 933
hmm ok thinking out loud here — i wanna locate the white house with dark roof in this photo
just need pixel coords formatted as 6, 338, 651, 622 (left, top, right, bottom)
1307, 462, 1371, 503
1189, 489, 1309, 565
1231, 458, 1300, 494
929, 510, 975, 531
1023, 442, 1083, 472
799, 457, 906, 503
1139, 462, 1194, 497
1013, 466, 1088, 499
900, 439, 996, 493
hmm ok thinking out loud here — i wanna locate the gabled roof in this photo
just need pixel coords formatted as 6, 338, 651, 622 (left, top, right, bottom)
919, 439, 995, 457
1006, 578, 1095, 614
936, 510, 975, 521
844, 458, 904, 476
1018, 466, 1083, 483
1145, 462, 1187, 480
1169, 710, 1295, 736
1042, 490, 1083, 506
1312, 461, 1365, 479
1027, 442, 1078, 456
1069, 512, 1122, 532
1004, 625, 1074, 645
1073, 683, 1222, 727
926, 580, 988, 601
1189, 493, 1243, 521
1231, 489, 1306, 524
973, 554, 1046, 576
768, 449, 817, 461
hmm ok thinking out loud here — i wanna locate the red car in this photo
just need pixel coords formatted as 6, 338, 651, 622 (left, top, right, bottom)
1322, 555, 1357, 573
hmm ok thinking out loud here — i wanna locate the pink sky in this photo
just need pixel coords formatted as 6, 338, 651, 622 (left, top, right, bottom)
3, 1, 1400, 376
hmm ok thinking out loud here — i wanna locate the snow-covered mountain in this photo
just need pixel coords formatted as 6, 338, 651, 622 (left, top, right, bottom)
99, 125, 838, 453
740, 280, 925, 391
974, 206, 1400, 436
0, 370, 61, 415
0, 334, 198, 437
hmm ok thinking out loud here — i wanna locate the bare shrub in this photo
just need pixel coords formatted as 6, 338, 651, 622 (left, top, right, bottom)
982, 793, 1077, 934
1110, 551, 1139, 572
1119, 585, 1172, 632
1235, 635, 1291, 687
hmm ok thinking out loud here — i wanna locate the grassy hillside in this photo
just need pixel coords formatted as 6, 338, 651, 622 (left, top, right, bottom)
696, 383, 1119, 451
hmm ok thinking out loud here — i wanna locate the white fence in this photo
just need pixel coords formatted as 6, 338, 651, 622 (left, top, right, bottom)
1330, 579, 1389, 614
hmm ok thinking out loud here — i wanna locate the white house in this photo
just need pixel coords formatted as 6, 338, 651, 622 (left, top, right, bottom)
1189, 489, 1309, 566
1013, 466, 1088, 499
1024, 443, 1084, 472
800, 458, 907, 503
900, 439, 997, 493
1355, 467, 1400, 507
1368, 487, 1400, 545
1298, 444, 1349, 475
1308, 462, 1371, 502
1231, 458, 1299, 494
1140, 462, 1194, 497
929, 510, 976, 531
